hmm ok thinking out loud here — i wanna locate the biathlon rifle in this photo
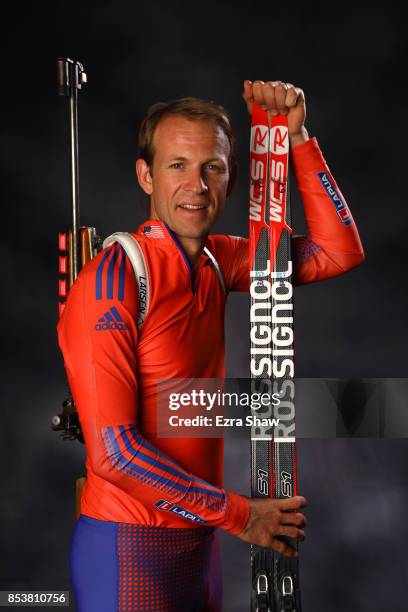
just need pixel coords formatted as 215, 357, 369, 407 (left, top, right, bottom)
51, 58, 102, 442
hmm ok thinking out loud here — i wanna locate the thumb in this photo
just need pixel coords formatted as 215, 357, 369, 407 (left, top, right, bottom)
243, 80, 254, 115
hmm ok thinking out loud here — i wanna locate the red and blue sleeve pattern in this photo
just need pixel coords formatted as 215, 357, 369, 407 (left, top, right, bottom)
101, 423, 230, 515
57, 243, 249, 535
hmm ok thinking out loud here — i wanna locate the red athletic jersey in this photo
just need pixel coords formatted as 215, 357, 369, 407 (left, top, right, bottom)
57, 138, 364, 534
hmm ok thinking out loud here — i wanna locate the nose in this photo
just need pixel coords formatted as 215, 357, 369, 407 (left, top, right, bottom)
184, 167, 209, 194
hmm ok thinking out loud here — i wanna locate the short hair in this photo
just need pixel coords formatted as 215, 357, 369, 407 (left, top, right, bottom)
138, 97, 237, 172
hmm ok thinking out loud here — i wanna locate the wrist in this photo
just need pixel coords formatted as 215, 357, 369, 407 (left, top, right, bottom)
289, 126, 310, 148
223, 490, 251, 535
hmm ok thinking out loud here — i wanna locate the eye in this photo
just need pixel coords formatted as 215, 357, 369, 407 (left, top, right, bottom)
206, 163, 221, 172
169, 162, 184, 169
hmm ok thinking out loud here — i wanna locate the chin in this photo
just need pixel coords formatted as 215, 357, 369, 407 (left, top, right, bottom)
173, 218, 214, 239
178, 227, 210, 240
190, 220, 214, 234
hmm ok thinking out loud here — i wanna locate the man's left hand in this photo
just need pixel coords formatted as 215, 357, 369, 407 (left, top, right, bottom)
242, 80, 309, 147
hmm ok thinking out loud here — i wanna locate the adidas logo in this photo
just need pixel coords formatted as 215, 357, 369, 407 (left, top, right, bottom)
95, 306, 128, 331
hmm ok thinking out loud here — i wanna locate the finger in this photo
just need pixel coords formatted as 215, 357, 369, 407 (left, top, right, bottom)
293, 87, 305, 109
253, 80, 267, 110
271, 537, 299, 558
285, 84, 300, 109
274, 82, 289, 115
296, 87, 305, 104
278, 496, 307, 510
280, 512, 306, 528
278, 526, 306, 541
242, 80, 253, 102
262, 82, 277, 115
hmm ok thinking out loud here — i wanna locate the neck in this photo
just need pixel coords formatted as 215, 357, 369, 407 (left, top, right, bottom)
148, 210, 206, 269
175, 235, 206, 270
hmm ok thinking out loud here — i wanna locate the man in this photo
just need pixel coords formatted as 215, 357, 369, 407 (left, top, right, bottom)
57, 80, 364, 612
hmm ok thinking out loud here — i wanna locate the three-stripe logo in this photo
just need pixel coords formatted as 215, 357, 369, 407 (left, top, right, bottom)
95, 306, 128, 331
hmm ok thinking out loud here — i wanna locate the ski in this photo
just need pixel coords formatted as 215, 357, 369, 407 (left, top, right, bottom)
249, 102, 301, 611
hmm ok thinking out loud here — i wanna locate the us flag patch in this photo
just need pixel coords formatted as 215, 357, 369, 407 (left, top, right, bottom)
142, 225, 165, 239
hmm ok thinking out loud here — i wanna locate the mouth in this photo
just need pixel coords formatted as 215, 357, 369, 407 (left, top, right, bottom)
177, 203, 210, 211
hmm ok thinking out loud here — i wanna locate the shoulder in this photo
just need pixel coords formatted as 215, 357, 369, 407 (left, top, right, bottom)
204, 235, 248, 292
69, 242, 138, 307
206, 234, 248, 258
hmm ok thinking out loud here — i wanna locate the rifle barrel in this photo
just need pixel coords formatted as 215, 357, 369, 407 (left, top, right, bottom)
56, 57, 87, 281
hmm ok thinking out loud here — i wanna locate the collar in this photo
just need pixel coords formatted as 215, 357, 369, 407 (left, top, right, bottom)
136, 219, 212, 292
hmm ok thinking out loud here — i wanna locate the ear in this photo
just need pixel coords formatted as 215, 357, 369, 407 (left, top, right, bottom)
226, 160, 238, 197
136, 158, 153, 195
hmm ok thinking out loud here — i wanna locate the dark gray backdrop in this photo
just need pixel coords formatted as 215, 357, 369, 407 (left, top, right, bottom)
1, 1, 407, 610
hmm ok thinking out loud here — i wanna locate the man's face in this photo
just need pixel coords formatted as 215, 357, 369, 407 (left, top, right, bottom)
137, 115, 231, 239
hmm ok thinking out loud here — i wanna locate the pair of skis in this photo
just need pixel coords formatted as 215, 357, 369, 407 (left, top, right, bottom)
249, 103, 300, 611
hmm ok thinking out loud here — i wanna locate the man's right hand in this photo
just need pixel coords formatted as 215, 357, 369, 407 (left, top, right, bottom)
237, 496, 307, 558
